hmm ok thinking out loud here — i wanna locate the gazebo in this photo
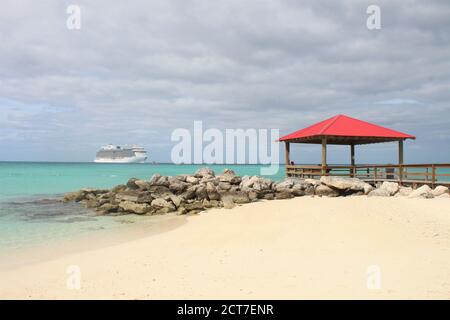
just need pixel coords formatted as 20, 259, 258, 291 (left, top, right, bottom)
279, 114, 420, 182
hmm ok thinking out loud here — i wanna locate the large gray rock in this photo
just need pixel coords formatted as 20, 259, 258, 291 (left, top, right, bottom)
83, 188, 109, 195
148, 185, 171, 196
240, 176, 259, 190
380, 182, 399, 196
363, 184, 374, 195
233, 194, 251, 204
253, 178, 273, 192
395, 186, 413, 197
149, 175, 170, 187
241, 176, 273, 199
111, 184, 127, 194
195, 167, 215, 178
222, 191, 250, 205
233, 192, 251, 204
222, 196, 236, 209
223, 168, 236, 175
274, 179, 294, 192
126, 178, 140, 190
180, 185, 197, 200
134, 179, 150, 191
368, 188, 391, 197
97, 203, 119, 214
151, 198, 176, 211
291, 184, 305, 196
156, 176, 170, 187
195, 185, 209, 200
320, 176, 373, 194
205, 181, 216, 193
175, 175, 188, 182
432, 186, 450, 197
369, 182, 399, 197
218, 182, 232, 191
167, 176, 179, 184
136, 192, 154, 204
86, 198, 107, 209
81, 193, 96, 202
437, 193, 450, 198
149, 174, 161, 185
168, 194, 183, 208
186, 176, 199, 184
206, 182, 220, 200
199, 175, 218, 184
262, 193, 275, 200
176, 207, 188, 215
362, 183, 375, 195
119, 201, 151, 214
315, 185, 340, 197
304, 179, 321, 187
184, 200, 204, 211
248, 190, 258, 201
275, 190, 294, 199
408, 185, 434, 199
116, 190, 154, 203
168, 180, 188, 194
218, 171, 241, 184
63, 190, 85, 202
304, 185, 315, 196
115, 190, 140, 202
201, 199, 215, 208
64, 188, 110, 202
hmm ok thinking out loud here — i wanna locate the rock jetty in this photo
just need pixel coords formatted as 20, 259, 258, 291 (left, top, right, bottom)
63, 168, 450, 216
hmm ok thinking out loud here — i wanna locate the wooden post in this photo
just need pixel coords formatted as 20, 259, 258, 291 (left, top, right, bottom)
321, 138, 327, 175
350, 143, 355, 177
374, 166, 377, 183
285, 142, 290, 176
432, 164, 436, 188
398, 140, 404, 183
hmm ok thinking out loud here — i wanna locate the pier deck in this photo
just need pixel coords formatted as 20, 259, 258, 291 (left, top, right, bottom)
286, 164, 450, 187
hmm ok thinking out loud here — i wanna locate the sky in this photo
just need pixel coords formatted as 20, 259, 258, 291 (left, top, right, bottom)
0, 0, 449, 164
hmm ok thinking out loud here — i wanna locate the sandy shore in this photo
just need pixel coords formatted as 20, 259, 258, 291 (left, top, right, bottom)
1, 196, 449, 299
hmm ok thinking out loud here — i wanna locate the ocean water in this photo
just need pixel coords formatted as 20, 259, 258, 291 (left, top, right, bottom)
0, 162, 284, 250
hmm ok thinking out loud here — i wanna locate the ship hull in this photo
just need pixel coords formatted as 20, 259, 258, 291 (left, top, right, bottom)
94, 155, 147, 163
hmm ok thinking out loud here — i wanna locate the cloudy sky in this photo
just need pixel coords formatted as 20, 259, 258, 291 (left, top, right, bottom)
0, 0, 449, 164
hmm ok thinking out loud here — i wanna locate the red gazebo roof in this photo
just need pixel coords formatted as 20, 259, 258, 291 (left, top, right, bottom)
279, 114, 415, 145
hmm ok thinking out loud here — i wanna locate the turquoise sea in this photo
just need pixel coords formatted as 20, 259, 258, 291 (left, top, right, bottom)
0, 162, 284, 250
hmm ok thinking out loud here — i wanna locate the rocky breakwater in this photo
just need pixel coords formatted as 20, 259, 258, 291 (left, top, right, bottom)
64, 167, 272, 215
63, 168, 450, 216
367, 181, 450, 199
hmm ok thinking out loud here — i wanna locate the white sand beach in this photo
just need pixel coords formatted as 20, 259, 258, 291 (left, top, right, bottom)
1, 196, 450, 300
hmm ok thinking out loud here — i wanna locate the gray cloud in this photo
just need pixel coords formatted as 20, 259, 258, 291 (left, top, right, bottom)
0, 0, 449, 163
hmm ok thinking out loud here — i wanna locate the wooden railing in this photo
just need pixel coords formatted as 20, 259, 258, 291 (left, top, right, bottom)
285, 164, 450, 187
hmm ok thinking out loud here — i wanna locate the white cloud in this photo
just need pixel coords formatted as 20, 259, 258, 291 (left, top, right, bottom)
375, 99, 422, 105
0, 0, 449, 162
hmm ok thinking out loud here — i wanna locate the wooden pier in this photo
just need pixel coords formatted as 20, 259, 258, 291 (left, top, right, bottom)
286, 163, 450, 187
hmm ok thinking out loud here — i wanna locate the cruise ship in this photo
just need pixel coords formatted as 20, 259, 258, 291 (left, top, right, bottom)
94, 145, 148, 163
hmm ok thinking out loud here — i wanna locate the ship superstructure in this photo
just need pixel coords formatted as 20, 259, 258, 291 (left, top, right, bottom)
94, 145, 148, 163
